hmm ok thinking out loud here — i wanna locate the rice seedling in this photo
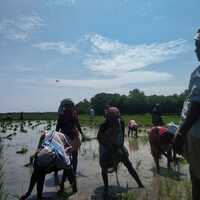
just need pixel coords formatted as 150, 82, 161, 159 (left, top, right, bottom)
121, 176, 192, 200
16, 146, 28, 154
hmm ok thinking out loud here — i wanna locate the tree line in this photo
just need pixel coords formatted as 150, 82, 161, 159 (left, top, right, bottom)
77, 89, 188, 115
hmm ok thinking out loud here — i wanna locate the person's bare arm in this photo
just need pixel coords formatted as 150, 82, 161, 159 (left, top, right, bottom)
56, 116, 62, 132
178, 102, 200, 136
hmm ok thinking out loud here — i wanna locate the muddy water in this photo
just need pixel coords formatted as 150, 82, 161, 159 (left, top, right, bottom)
1, 121, 190, 200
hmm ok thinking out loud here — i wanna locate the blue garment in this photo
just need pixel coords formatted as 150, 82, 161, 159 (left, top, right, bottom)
41, 131, 71, 169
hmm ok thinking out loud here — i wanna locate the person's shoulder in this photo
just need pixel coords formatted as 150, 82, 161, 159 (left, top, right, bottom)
191, 65, 200, 77
55, 131, 65, 138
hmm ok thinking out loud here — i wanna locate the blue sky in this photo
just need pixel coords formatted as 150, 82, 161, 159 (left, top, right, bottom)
0, 0, 199, 112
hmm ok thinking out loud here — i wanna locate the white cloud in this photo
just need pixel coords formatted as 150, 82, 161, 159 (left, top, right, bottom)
45, 0, 75, 6
84, 34, 188, 75
141, 85, 186, 96
0, 14, 45, 41
33, 42, 78, 55
18, 33, 189, 92
39, 70, 172, 89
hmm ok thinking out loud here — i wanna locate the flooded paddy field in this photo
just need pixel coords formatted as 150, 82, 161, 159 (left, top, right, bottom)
0, 120, 192, 200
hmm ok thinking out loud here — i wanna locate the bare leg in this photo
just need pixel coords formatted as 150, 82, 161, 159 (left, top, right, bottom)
101, 168, 108, 194
131, 129, 133, 137
72, 151, 78, 174
167, 150, 172, 169
122, 156, 144, 187
154, 156, 160, 173
134, 128, 138, 138
20, 169, 39, 200
60, 168, 77, 193
37, 172, 45, 199
128, 128, 130, 137
115, 169, 120, 186
54, 170, 59, 185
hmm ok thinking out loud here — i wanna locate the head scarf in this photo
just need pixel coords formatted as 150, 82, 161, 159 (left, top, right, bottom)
106, 107, 120, 122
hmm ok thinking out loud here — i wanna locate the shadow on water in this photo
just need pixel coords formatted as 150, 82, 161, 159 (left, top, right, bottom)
91, 185, 128, 200
27, 192, 58, 200
27, 191, 75, 200
76, 170, 88, 178
45, 173, 62, 187
151, 166, 186, 181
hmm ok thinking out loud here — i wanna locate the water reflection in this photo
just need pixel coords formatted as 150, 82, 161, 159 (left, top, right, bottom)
128, 138, 139, 152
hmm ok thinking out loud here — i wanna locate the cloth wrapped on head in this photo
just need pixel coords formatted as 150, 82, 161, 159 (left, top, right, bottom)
128, 120, 138, 129
106, 107, 120, 122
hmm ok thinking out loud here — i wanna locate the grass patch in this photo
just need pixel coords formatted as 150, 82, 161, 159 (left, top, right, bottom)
0, 113, 180, 127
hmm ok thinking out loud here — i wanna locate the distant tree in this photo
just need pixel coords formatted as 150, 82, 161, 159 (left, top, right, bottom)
76, 99, 91, 114
77, 89, 187, 115
126, 89, 147, 114
91, 93, 114, 115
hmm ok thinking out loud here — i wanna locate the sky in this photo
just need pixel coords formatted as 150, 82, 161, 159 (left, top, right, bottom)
0, 0, 200, 112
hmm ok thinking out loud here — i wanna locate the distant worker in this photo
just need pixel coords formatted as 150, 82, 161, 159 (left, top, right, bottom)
151, 103, 164, 126
6, 113, 12, 120
20, 112, 24, 120
90, 107, 95, 119
128, 120, 138, 138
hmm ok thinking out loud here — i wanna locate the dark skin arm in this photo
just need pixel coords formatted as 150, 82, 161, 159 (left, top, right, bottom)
174, 102, 200, 155
27, 133, 46, 166
179, 102, 200, 136
37, 133, 46, 149
56, 115, 62, 132
97, 123, 108, 145
120, 119, 125, 142
76, 121, 84, 136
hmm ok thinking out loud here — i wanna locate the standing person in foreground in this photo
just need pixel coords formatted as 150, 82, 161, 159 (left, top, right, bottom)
56, 99, 84, 174
97, 107, 144, 195
20, 131, 76, 200
174, 28, 200, 200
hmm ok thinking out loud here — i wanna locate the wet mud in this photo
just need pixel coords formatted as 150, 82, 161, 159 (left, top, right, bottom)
0, 121, 190, 200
